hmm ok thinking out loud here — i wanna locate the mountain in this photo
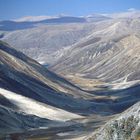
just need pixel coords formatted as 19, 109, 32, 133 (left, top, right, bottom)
1, 40, 122, 139
85, 14, 111, 22
0, 16, 87, 31
13, 15, 57, 22
0, 41, 140, 140
1, 22, 95, 64
0, 14, 111, 31
0, 11, 140, 139
51, 18, 140, 89
13, 14, 110, 22
0, 40, 93, 138
2, 11, 139, 66
108, 9, 140, 19
0, 20, 34, 31
0, 14, 110, 64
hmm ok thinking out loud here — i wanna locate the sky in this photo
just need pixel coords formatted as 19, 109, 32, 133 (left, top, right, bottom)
0, 0, 140, 20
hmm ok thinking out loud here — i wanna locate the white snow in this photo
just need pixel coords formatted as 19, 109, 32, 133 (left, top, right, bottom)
0, 88, 82, 121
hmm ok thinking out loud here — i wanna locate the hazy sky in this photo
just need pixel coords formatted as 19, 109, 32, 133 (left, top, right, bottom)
0, 0, 140, 20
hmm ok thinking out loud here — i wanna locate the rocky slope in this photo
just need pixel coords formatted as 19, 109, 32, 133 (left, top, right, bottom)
51, 18, 140, 87
1, 23, 95, 64
0, 14, 110, 64
0, 41, 140, 140
87, 101, 140, 140
0, 11, 140, 67
0, 41, 92, 137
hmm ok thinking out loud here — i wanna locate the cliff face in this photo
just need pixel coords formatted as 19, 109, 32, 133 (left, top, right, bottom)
88, 101, 140, 140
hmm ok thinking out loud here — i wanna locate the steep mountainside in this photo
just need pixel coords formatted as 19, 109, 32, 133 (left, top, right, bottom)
0, 41, 93, 137
1, 23, 95, 64
51, 18, 140, 87
1, 11, 140, 67
0, 41, 140, 140
0, 14, 111, 64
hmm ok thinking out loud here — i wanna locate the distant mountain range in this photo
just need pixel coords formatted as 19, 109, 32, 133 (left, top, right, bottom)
0, 11, 140, 65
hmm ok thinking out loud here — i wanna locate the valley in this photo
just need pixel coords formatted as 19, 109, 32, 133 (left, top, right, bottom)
0, 10, 140, 140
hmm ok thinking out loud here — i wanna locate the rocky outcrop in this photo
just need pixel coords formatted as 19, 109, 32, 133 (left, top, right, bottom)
87, 101, 140, 140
